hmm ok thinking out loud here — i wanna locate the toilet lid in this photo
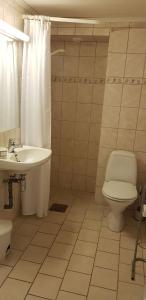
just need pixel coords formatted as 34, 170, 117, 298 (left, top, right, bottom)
102, 181, 137, 201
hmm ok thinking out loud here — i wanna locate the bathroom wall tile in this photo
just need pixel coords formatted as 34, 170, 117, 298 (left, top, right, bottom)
109, 28, 129, 53
61, 121, 74, 139
86, 175, 96, 192
94, 57, 107, 78
58, 27, 75, 35
59, 172, 72, 189
117, 129, 135, 151
52, 56, 64, 76
51, 155, 60, 171
96, 42, 108, 56
96, 167, 105, 187
52, 82, 63, 101
88, 142, 99, 159
73, 141, 88, 158
73, 158, 87, 175
77, 83, 93, 103
92, 84, 105, 104
72, 175, 86, 191
52, 102, 62, 120
60, 139, 74, 156
86, 159, 97, 177
100, 128, 118, 148
134, 131, 146, 152
89, 124, 101, 142
52, 121, 61, 138
65, 42, 80, 56
137, 109, 146, 130
104, 84, 123, 106
52, 41, 65, 55
74, 123, 90, 141
125, 54, 145, 77
102, 106, 120, 128
106, 53, 126, 77
79, 57, 95, 77
119, 108, 138, 129
140, 85, 146, 108
60, 156, 73, 173
76, 103, 91, 122
75, 27, 93, 36
62, 102, 76, 121
80, 42, 96, 56
63, 83, 77, 102
128, 28, 146, 53
97, 147, 113, 168
90, 104, 102, 123
121, 84, 141, 107
64, 57, 79, 76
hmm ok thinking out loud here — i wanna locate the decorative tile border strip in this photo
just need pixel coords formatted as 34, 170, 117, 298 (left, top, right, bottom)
51, 75, 105, 84
52, 75, 146, 85
106, 77, 143, 85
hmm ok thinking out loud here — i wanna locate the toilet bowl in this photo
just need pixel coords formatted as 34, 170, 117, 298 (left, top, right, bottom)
0, 220, 12, 261
102, 150, 137, 232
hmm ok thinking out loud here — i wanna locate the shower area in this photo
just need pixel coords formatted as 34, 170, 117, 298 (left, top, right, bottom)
51, 33, 108, 194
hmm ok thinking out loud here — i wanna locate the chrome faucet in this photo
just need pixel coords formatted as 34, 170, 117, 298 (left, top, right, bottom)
8, 138, 22, 153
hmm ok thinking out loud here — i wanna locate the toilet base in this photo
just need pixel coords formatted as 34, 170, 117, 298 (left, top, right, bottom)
107, 211, 125, 232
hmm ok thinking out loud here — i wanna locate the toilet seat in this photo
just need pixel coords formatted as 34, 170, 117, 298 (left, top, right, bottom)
102, 180, 137, 202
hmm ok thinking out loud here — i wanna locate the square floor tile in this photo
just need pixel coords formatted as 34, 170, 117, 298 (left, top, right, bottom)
66, 212, 85, 223
26, 296, 45, 300
11, 234, 31, 251
38, 222, 61, 235
40, 257, 68, 278
98, 238, 120, 254
61, 270, 90, 296
48, 242, 73, 260
87, 285, 117, 300
82, 219, 101, 231
100, 226, 120, 241
95, 251, 119, 270
57, 291, 86, 300
0, 265, 12, 286
16, 223, 39, 238
74, 240, 97, 257
22, 245, 48, 263
120, 248, 142, 265
1, 249, 22, 267
44, 212, 65, 224
78, 229, 99, 243
120, 235, 136, 249
56, 230, 77, 245
85, 209, 103, 221
117, 281, 143, 300
31, 232, 55, 248
30, 273, 61, 299
23, 216, 44, 226
9, 260, 40, 282
61, 221, 81, 233
0, 278, 30, 300
119, 263, 144, 286
68, 253, 94, 274
91, 267, 118, 290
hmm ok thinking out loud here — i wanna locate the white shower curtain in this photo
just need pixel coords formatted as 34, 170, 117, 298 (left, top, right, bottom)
21, 18, 51, 217
0, 40, 19, 131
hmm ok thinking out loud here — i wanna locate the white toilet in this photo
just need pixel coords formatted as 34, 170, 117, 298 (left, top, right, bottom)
102, 150, 137, 232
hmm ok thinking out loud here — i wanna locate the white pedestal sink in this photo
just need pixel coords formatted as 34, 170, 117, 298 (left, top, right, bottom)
0, 145, 52, 172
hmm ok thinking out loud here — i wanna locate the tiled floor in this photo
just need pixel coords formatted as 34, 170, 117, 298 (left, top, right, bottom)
0, 189, 145, 300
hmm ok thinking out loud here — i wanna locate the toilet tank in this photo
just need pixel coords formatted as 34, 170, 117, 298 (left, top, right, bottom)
105, 150, 137, 185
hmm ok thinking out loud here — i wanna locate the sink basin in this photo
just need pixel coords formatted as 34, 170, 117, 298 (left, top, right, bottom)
0, 146, 52, 172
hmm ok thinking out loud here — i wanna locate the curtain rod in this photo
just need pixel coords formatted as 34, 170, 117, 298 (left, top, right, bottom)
23, 15, 98, 24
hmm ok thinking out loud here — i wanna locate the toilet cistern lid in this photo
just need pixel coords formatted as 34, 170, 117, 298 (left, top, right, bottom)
102, 181, 137, 201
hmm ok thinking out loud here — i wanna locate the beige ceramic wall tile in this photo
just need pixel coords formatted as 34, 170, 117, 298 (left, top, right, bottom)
125, 54, 145, 77
137, 109, 146, 130
79, 57, 95, 77
134, 131, 146, 152
121, 84, 141, 107
92, 84, 105, 104
62, 83, 77, 102
94, 57, 107, 78
104, 83, 123, 106
65, 42, 80, 56
77, 83, 93, 103
128, 28, 146, 53
64, 57, 79, 76
100, 128, 118, 148
140, 85, 146, 108
117, 129, 135, 150
106, 53, 126, 77
119, 107, 138, 129
109, 28, 129, 53
80, 42, 96, 56
102, 106, 120, 128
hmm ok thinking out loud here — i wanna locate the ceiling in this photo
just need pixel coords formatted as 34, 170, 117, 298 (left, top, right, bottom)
24, 0, 146, 18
